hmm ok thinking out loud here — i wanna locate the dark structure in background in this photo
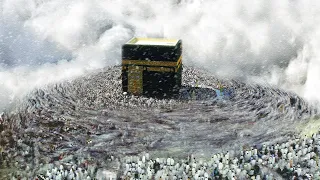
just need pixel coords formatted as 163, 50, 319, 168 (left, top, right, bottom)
122, 37, 182, 97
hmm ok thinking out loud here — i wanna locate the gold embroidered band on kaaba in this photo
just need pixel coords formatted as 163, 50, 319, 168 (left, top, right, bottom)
122, 56, 182, 72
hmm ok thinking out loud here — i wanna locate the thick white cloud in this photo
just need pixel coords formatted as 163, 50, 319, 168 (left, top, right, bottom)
1, 0, 320, 110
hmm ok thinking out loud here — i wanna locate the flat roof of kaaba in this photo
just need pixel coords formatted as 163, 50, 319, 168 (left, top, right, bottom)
125, 37, 179, 46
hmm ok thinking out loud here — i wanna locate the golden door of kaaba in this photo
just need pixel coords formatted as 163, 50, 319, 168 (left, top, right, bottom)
127, 66, 143, 95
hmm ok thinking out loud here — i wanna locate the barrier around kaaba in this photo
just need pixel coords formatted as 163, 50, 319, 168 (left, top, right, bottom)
122, 37, 182, 97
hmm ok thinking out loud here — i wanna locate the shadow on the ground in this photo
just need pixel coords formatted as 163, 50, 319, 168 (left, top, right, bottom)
141, 85, 234, 101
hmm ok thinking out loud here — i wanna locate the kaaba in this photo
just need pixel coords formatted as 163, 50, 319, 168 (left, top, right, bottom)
122, 37, 182, 97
